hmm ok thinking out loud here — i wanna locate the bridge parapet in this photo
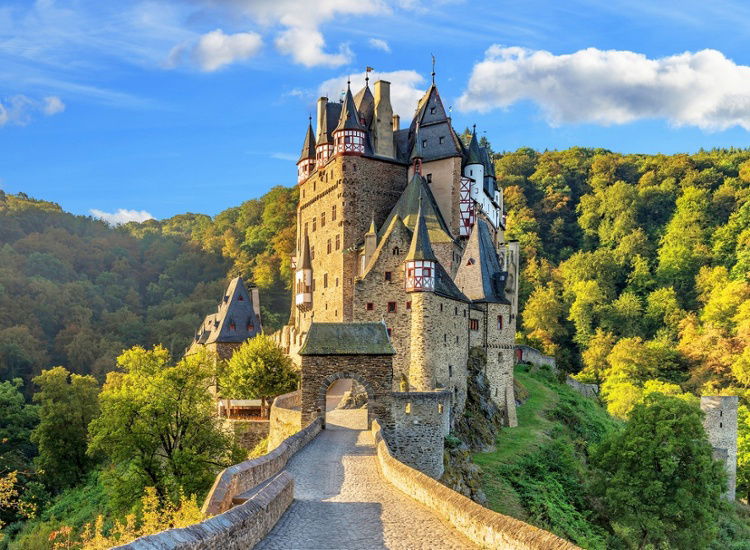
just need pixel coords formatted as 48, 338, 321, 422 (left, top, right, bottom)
371, 420, 582, 550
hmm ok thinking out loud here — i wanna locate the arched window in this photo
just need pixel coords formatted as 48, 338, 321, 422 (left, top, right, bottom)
392, 247, 400, 256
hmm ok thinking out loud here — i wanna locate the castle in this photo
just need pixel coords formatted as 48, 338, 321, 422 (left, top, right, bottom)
277, 74, 520, 429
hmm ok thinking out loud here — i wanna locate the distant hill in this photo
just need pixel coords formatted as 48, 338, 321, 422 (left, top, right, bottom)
0, 186, 297, 387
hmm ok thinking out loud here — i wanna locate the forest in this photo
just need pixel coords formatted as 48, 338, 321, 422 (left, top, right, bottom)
1, 144, 750, 547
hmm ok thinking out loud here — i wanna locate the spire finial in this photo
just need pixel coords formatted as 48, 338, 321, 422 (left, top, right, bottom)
431, 54, 436, 85
472, 123, 476, 133
347, 76, 351, 89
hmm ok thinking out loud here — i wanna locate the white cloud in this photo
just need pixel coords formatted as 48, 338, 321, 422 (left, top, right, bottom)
193, 0, 388, 67
42, 96, 65, 115
458, 46, 750, 131
170, 29, 263, 71
90, 208, 155, 225
0, 95, 65, 127
271, 152, 298, 161
368, 38, 391, 53
318, 70, 426, 119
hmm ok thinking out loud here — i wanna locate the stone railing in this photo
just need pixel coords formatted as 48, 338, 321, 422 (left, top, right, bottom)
202, 416, 321, 516
515, 345, 557, 372
268, 390, 303, 450
112, 471, 293, 550
371, 421, 581, 550
565, 376, 599, 399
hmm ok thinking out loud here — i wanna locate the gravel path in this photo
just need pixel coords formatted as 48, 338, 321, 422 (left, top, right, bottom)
254, 410, 477, 550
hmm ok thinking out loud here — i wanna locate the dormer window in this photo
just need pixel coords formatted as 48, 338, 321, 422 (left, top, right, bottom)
439, 136, 445, 144
430, 107, 436, 114
422, 139, 427, 148
238, 295, 244, 301
466, 258, 475, 266
229, 322, 236, 331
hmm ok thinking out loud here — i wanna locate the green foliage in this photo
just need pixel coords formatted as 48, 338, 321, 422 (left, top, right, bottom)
31, 368, 100, 492
0, 379, 37, 471
223, 335, 298, 417
88, 346, 238, 510
591, 394, 725, 549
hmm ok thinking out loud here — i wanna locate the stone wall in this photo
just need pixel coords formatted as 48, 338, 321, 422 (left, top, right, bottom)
516, 345, 556, 370
409, 292, 470, 419
202, 418, 321, 516
113, 472, 293, 550
371, 421, 581, 550
268, 391, 302, 450
386, 390, 451, 478
226, 419, 270, 452
484, 302, 517, 427
565, 376, 599, 399
299, 354, 393, 427
701, 395, 738, 500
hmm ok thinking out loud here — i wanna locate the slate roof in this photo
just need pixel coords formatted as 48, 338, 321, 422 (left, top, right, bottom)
467, 129, 482, 165
299, 322, 395, 355
194, 277, 263, 345
454, 219, 510, 304
409, 124, 424, 162
434, 262, 470, 303
405, 200, 437, 262
354, 83, 375, 129
378, 172, 454, 244
335, 86, 366, 132
317, 102, 342, 145
299, 232, 311, 270
299, 120, 316, 162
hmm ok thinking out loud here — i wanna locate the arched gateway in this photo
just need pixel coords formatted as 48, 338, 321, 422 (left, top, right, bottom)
298, 322, 394, 428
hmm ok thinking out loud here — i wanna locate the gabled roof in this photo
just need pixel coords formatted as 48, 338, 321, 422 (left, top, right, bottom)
354, 83, 375, 129
378, 172, 454, 244
362, 215, 410, 277
411, 84, 448, 128
198, 277, 263, 344
299, 120, 316, 162
335, 85, 365, 132
299, 322, 395, 355
405, 200, 437, 262
454, 219, 510, 304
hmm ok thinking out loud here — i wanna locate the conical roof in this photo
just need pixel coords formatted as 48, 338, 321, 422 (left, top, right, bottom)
203, 276, 263, 344
454, 219, 509, 304
467, 127, 482, 165
299, 233, 311, 270
405, 200, 437, 262
336, 84, 365, 132
299, 120, 316, 162
366, 214, 377, 235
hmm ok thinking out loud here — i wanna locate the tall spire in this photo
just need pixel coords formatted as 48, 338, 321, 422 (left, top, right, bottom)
335, 84, 365, 132
367, 214, 377, 235
467, 124, 482, 165
405, 198, 437, 262
431, 54, 436, 85
298, 116, 316, 162
410, 123, 424, 175
299, 232, 312, 270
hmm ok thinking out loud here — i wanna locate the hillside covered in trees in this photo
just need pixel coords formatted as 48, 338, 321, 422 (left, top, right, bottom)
0, 187, 297, 387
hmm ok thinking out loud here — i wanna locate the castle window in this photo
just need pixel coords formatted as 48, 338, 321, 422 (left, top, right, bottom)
366, 302, 374, 311
466, 258, 475, 265
332, 205, 337, 221
387, 302, 397, 313
323, 274, 328, 288
422, 139, 427, 148
238, 295, 244, 301
426, 173, 432, 183
405, 402, 411, 414
392, 247, 400, 256
456, 335, 458, 344
312, 217, 317, 232
310, 246, 315, 259
455, 306, 458, 315
440, 303, 443, 312
321, 212, 326, 227
327, 240, 332, 254
449, 365, 453, 377
313, 181, 316, 191
438, 403, 443, 414
720, 410, 723, 417
406, 301, 411, 310
470, 319, 479, 331
463, 310, 466, 317
444, 334, 447, 343
439, 136, 445, 144
336, 277, 339, 287
497, 315, 503, 330
430, 106, 436, 114
720, 422, 723, 428
384, 271, 392, 282
247, 322, 254, 331
229, 322, 236, 331
335, 235, 341, 250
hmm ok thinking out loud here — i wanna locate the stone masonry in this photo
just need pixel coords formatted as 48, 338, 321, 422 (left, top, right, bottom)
701, 395, 738, 500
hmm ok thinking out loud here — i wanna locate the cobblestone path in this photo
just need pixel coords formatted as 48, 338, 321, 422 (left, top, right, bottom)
254, 410, 477, 550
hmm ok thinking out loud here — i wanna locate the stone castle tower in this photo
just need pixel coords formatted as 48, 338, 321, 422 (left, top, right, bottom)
277, 74, 520, 427
701, 395, 738, 500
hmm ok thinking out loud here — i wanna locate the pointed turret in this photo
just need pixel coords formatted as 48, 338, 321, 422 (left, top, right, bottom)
404, 200, 437, 292
467, 126, 482, 165
297, 118, 317, 183
333, 82, 366, 155
363, 214, 378, 269
295, 233, 312, 308
354, 81, 375, 129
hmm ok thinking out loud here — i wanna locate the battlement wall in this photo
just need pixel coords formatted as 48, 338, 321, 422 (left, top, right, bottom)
268, 390, 303, 450
371, 420, 581, 550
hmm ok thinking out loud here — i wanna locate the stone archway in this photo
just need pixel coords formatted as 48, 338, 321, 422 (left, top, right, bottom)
299, 355, 393, 429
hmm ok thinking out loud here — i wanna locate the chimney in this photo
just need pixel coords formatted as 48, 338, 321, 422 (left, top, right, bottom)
372, 80, 395, 158
392, 115, 400, 132
316, 97, 328, 142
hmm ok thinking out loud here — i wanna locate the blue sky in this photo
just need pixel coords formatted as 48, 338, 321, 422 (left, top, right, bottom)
2, 0, 750, 223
